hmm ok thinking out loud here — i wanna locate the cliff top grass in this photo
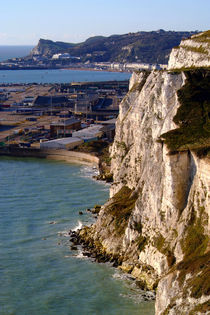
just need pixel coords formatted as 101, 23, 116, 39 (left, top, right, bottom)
181, 45, 209, 55
161, 68, 210, 154
191, 30, 210, 44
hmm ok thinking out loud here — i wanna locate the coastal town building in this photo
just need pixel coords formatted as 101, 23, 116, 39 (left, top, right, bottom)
72, 124, 103, 142
0, 80, 127, 144
100, 118, 116, 141
50, 118, 81, 137
40, 137, 83, 150
34, 95, 69, 107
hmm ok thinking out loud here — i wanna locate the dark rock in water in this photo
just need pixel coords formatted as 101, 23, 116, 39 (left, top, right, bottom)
90, 252, 97, 259
141, 292, 156, 301
126, 275, 135, 281
92, 205, 101, 214
86, 208, 91, 212
79, 211, 83, 215
112, 260, 119, 267
136, 279, 147, 290
70, 237, 80, 245
83, 252, 91, 257
95, 254, 104, 263
70, 245, 78, 250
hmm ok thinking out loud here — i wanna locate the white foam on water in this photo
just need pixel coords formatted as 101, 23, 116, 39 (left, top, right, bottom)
80, 165, 99, 179
120, 291, 155, 303
113, 270, 155, 303
112, 270, 135, 281
119, 293, 145, 304
74, 249, 89, 260
57, 230, 69, 237
79, 164, 111, 189
72, 220, 83, 231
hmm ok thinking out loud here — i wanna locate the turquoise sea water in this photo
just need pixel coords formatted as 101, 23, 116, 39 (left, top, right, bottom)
0, 69, 131, 84
0, 157, 154, 315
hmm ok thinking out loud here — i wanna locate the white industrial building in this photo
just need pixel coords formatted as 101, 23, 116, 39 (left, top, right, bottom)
52, 53, 71, 60
72, 124, 103, 142
40, 137, 83, 150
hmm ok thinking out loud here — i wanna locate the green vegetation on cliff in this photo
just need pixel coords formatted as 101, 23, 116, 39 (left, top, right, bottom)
177, 201, 210, 300
105, 186, 138, 235
191, 30, 210, 44
161, 69, 210, 154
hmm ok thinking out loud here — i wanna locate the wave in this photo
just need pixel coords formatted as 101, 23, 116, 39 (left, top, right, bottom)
113, 270, 155, 302
75, 249, 87, 259
72, 220, 83, 231
112, 270, 135, 281
79, 165, 99, 179
57, 230, 69, 237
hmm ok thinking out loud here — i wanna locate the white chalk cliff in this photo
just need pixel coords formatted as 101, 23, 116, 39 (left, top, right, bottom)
79, 32, 210, 315
168, 30, 210, 69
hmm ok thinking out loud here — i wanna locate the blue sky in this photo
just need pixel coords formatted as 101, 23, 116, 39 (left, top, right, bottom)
0, 0, 209, 45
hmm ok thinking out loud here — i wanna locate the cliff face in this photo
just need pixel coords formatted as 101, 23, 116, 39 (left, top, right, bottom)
168, 30, 210, 69
156, 154, 210, 314
78, 34, 210, 315
111, 70, 209, 314
30, 39, 74, 56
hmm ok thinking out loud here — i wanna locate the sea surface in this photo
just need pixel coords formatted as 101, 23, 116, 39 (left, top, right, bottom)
0, 45, 131, 84
0, 46, 34, 62
0, 157, 155, 315
0, 69, 131, 84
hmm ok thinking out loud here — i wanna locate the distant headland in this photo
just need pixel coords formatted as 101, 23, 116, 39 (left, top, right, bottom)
0, 30, 197, 72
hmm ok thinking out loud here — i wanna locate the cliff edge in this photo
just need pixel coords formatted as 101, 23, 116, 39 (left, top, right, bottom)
168, 30, 210, 70
77, 33, 210, 314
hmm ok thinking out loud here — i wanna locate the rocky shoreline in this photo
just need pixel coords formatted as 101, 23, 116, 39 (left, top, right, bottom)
68, 218, 156, 302
69, 205, 123, 265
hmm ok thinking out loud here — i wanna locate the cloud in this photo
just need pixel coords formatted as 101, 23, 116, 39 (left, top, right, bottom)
0, 33, 8, 40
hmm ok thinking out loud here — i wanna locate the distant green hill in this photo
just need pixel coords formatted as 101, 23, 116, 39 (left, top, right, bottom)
29, 30, 198, 64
